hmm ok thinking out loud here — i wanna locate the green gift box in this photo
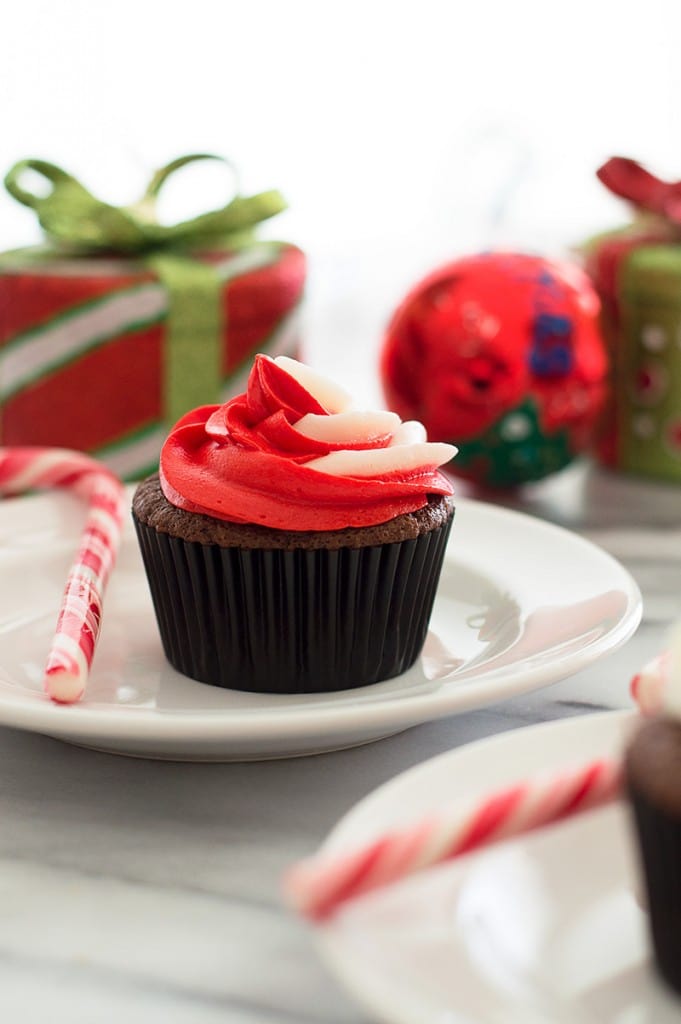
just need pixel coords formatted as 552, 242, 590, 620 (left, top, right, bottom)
586, 157, 681, 482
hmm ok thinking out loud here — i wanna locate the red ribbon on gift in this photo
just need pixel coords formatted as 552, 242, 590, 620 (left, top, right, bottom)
597, 157, 681, 226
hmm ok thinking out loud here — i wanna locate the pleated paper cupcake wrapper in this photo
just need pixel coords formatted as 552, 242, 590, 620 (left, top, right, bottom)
133, 513, 453, 694
628, 785, 681, 995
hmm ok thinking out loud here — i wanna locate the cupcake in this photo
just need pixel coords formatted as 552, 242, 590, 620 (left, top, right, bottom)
133, 354, 456, 694
625, 624, 681, 995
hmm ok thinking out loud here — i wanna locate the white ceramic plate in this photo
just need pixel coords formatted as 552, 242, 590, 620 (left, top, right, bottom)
0, 489, 641, 761
318, 711, 680, 1024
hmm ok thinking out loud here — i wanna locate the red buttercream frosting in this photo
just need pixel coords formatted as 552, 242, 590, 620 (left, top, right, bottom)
159, 355, 455, 531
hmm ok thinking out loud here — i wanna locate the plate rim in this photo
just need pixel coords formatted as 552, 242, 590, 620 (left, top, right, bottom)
0, 493, 642, 743
323, 707, 636, 849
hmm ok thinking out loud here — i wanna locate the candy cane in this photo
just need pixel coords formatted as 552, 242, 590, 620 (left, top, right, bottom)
0, 447, 126, 704
284, 757, 622, 921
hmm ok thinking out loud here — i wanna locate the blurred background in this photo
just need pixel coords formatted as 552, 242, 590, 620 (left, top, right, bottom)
2, 0, 681, 403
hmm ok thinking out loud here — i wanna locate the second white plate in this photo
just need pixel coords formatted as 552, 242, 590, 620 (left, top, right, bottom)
318, 711, 679, 1023
0, 490, 641, 760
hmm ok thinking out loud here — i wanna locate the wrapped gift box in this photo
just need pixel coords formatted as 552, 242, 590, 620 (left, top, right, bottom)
585, 158, 681, 482
0, 157, 306, 479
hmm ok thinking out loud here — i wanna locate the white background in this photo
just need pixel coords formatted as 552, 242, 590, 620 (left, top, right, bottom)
2, 0, 681, 399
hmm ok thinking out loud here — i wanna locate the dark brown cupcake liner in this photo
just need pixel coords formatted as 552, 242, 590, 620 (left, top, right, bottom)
628, 783, 681, 995
133, 511, 454, 694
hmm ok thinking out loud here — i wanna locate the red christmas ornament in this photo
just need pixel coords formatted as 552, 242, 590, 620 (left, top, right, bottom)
381, 252, 608, 486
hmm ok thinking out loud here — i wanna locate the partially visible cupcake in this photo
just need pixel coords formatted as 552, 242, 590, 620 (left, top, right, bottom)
133, 354, 456, 694
625, 623, 681, 995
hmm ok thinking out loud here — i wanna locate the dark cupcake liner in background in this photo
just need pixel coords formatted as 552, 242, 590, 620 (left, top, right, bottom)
628, 784, 681, 996
133, 512, 454, 694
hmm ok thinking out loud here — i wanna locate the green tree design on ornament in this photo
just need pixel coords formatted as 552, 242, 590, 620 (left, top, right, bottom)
453, 399, 573, 487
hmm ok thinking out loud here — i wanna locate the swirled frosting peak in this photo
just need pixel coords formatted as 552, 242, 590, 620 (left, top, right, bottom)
159, 354, 456, 531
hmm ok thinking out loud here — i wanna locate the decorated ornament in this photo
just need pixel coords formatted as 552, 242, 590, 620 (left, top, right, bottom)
381, 252, 608, 487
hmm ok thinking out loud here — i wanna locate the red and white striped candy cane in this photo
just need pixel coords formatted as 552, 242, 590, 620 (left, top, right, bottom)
284, 757, 622, 921
0, 447, 126, 704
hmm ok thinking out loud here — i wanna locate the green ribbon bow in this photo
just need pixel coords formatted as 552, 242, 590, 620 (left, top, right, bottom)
3, 154, 287, 425
4, 153, 286, 254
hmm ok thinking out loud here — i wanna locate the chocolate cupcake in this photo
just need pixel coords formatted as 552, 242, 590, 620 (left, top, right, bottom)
625, 642, 681, 995
133, 354, 456, 694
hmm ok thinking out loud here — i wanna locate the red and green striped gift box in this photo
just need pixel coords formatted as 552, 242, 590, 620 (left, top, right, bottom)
0, 243, 305, 480
0, 155, 306, 480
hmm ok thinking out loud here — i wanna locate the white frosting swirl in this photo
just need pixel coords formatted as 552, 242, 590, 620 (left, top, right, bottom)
274, 357, 457, 476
